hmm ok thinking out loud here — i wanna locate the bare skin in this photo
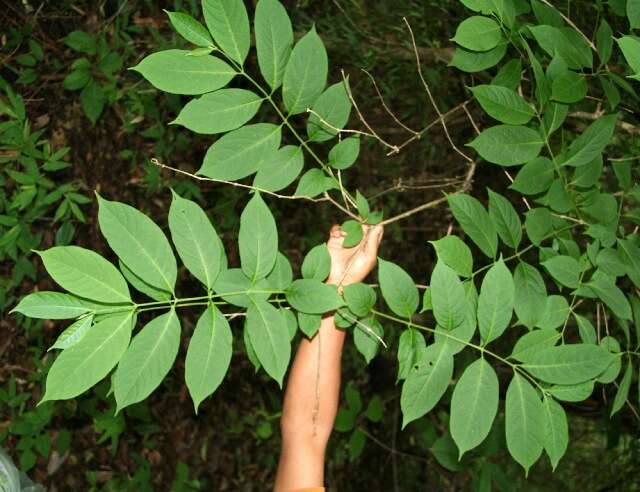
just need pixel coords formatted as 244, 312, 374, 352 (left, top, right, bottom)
274, 224, 383, 492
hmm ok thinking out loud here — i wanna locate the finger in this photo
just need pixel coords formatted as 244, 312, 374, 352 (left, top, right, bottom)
365, 224, 383, 253
329, 224, 341, 238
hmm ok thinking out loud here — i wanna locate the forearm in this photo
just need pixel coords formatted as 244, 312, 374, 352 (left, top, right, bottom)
274, 314, 345, 490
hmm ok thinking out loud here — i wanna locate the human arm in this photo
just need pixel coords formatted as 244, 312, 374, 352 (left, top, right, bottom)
274, 224, 383, 492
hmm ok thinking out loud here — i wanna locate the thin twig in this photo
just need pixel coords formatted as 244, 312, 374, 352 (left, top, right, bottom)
306, 107, 374, 138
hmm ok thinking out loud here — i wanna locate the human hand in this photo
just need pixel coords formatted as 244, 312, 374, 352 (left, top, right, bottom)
326, 224, 384, 286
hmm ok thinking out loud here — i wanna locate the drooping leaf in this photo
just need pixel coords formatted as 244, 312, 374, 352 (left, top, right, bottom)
97, 195, 177, 295
610, 361, 633, 417
378, 258, 419, 318
168, 191, 223, 290
254, 0, 293, 90
282, 26, 328, 115
297, 311, 321, 338
430, 261, 467, 330
523, 344, 615, 384
185, 304, 232, 413
131, 50, 235, 95
285, 279, 344, 314
199, 123, 281, 181
469, 85, 534, 125
616, 36, 640, 75
505, 373, 544, 475
172, 89, 262, 134
447, 193, 498, 258
542, 396, 568, 470
246, 299, 291, 386
478, 259, 514, 344
202, 0, 250, 64
41, 311, 135, 401
114, 309, 181, 412
401, 343, 454, 428
239, 193, 278, 282
450, 358, 499, 457
397, 328, 426, 381
353, 315, 384, 364
467, 125, 544, 166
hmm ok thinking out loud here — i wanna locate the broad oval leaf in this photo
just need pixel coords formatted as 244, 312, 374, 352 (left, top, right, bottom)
246, 299, 291, 386
301, 243, 331, 281
282, 26, 328, 115
378, 258, 419, 319
213, 268, 271, 308
523, 344, 615, 384
551, 70, 587, 104
397, 328, 427, 381
199, 123, 281, 181
450, 43, 507, 72
266, 252, 293, 291
37, 246, 130, 303
450, 358, 499, 457
505, 373, 544, 475
343, 283, 377, 318
510, 328, 560, 363
168, 191, 223, 290
285, 279, 344, 314
514, 262, 547, 328
547, 380, 594, 402
429, 235, 473, 278
294, 169, 337, 197
469, 84, 535, 125
239, 193, 278, 282
478, 259, 514, 344
185, 304, 232, 412
131, 49, 235, 95
430, 261, 467, 330
42, 311, 135, 401
255, 0, 293, 90
452, 16, 502, 52
353, 315, 384, 363
253, 145, 304, 192
172, 89, 262, 134
468, 125, 544, 166
97, 195, 177, 295
307, 81, 351, 142
447, 193, 497, 258
541, 255, 580, 289
401, 343, 454, 428
328, 137, 360, 170
114, 309, 181, 412
202, 0, 250, 64
510, 157, 555, 195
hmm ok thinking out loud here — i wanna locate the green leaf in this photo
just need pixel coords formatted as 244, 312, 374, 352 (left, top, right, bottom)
199, 123, 281, 181
595, 20, 614, 66
524, 207, 553, 245
239, 193, 278, 282
282, 26, 328, 115
254, 0, 293, 90
64, 30, 96, 55
286, 279, 344, 314
460, 0, 493, 12
202, 0, 250, 64
378, 258, 419, 318
307, 81, 351, 142
246, 299, 291, 386
505, 373, 544, 475
611, 361, 633, 417
492, 58, 523, 90
450, 44, 507, 72
294, 169, 337, 197
542, 396, 568, 470
184, 305, 232, 412
63, 69, 91, 91
447, 193, 498, 258
253, 145, 304, 192
119, 260, 171, 302
535, 295, 569, 331
598, 336, 622, 383
168, 192, 223, 290
114, 309, 181, 412
617, 239, 640, 288
617, 36, 640, 75
80, 81, 105, 125
431, 261, 467, 330
510, 328, 561, 362
510, 157, 554, 195
561, 114, 618, 167
547, 380, 594, 402
397, 328, 426, 381
541, 255, 581, 289
429, 235, 473, 278
164, 10, 213, 47
468, 125, 543, 166
328, 137, 360, 170
401, 343, 454, 428
452, 16, 502, 51
434, 281, 478, 355
49, 315, 94, 351
529, 26, 593, 69
213, 268, 270, 308
97, 195, 177, 294
469, 85, 534, 125
343, 283, 377, 317
42, 312, 134, 401
523, 344, 615, 384
341, 220, 363, 247
301, 243, 331, 281
172, 89, 262, 134
11, 292, 103, 319
478, 259, 514, 344
297, 311, 321, 338
628, 0, 640, 29
37, 246, 130, 303
353, 315, 384, 363
450, 358, 499, 458
585, 271, 632, 320
551, 70, 587, 104
575, 314, 596, 344
488, 189, 522, 249
541, 102, 569, 138
531, 0, 564, 27
267, 252, 293, 291
513, 262, 547, 328
131, 50, 235, 95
